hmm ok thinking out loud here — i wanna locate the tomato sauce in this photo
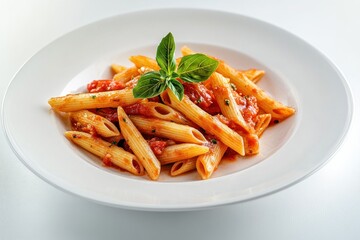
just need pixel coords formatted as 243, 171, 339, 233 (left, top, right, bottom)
148, 137, 168, 155
71, 119, 99, 137
232, 91, 259, 128
123, 103, 152, 117
90, 100, 163, 123
147, 96, 160, 102
216, 114, 241, 131
91, 108, 118, 122
183, 83, 220, 115
203, 134, 220, 152
87, 80, 125, 93
102, 153, 113, 167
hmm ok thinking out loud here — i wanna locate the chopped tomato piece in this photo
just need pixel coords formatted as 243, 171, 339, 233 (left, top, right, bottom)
148, 137, 168, 155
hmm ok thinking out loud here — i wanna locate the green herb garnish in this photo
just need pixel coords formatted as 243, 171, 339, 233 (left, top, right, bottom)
211, 139, 217, 144
224, 99, 230, 106
132, 32, 219, 100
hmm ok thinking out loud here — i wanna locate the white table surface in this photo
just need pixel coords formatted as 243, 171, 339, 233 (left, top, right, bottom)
1, 0, 359, 239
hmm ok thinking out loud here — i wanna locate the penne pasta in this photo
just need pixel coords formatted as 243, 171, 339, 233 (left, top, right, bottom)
181, 46, 295, 121
209, 72, 252, 134
111, 64, 127, 74
161, 90, 245, 156
209, 73, 260, 155
170, 158, 197, 176
157, 143, 209, 165
129, 115, 206, 144
113, 66, 140, 83
48, 88, 140, 112
125, 102, 195, 127
64, 131, 144, 176
196, 141, 228, 180
70, 110, 120, 137
239, 69, 265, 83
242, 133, 260, 155
117, 106, 161, 180
254, 113, 272, 137
129, 55, 160, 71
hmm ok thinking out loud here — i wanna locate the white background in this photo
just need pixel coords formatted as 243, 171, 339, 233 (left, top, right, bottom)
1, 0, 359, 239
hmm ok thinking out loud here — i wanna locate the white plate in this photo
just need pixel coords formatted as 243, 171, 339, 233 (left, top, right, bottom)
2, 9, 353, 211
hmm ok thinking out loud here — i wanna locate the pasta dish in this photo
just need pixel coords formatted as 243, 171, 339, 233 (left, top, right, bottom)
48, 33, 295, 180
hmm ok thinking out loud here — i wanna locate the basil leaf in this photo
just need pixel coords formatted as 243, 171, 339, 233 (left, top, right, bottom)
159, 69, 167, 78
132, 71, 166, 98
177, 53, 219, 83
156, 32, 176, 75
167, 79, 184, 101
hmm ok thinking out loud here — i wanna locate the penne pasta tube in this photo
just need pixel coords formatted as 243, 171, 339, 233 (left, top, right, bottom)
70, 110, 120, 137
129, 55, 182, 70
111, 64, 127, 74
196, 141, 228, 180
210, 73, 259, 155
220, 68, 295, 121
209, 72, 252, 134
143, 102, 194, 126
181, 46, 295, 121
125, 102, 195, 127
170, 158, 197, 176
239, 69, 265, 83
129, 116, 207, 144
176, 57, 182, 65
157, 143, 209, 165
161, 90, 245, 156
117, 106, 161, 180
113, 66, 140, 83
64, 131, 144, 176
254, 113, 272, 137
129, 55, 160, 71
48, 88, 140, 112
243, 133, 259, 155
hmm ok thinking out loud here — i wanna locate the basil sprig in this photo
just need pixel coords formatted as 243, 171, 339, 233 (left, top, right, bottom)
132, 32, 219, 100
